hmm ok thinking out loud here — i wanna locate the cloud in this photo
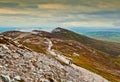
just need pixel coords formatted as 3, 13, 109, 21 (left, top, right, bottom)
0, 8, 28, 14
39, 4, 66, 9
62, 21, 113, 27
0, 2, 19, 8
0, 0, 119, 28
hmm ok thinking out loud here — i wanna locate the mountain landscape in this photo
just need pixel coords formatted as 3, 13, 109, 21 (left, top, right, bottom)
0, 28, 120, 82
0, 0, 120, 82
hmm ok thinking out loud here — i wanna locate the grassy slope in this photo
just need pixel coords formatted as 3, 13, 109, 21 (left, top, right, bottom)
52, 28, 120, 57
19, 36, 120, 82
51, 39, 120, 82
92, 37, 120, 43
52, 28, 120, 81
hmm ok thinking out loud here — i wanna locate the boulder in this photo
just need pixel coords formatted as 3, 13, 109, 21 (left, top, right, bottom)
13, 76, 21, 81
1, 74, 11, 82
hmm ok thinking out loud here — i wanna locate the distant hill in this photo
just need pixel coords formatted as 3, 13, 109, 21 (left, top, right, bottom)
85, 31, 120, 43
86, 31, 120, 37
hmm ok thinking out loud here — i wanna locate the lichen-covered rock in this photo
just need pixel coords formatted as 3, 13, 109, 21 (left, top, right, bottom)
0, 51, 4, 58
1, 74, 11, 82
13, 76, 21, 81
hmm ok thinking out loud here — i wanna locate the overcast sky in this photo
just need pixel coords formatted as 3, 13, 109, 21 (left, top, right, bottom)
0, 0, 120, 29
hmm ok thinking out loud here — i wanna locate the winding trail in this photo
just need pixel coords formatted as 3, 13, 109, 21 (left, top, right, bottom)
47, 38, 70, 64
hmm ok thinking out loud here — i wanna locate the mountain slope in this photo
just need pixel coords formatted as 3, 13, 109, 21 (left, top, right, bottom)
2, 30, 120, 82
52, 27, 120, 57
0, 34, 110, 82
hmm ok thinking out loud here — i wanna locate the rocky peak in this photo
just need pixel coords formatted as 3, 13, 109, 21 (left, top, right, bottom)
51, 27, 64, 33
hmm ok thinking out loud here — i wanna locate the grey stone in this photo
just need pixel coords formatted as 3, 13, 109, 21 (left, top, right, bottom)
1, 74, 11, 82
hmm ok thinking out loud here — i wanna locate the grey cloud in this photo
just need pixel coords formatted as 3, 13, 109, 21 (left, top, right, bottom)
83, 10, 120, 15
0, 13, 39, 17
82, 10, 120, 20
0, 2, 19, 8
0, 0, 120, 28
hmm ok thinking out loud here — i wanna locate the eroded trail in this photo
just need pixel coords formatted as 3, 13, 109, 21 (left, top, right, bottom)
47, 38, 71, 64
46, 38, 109, 82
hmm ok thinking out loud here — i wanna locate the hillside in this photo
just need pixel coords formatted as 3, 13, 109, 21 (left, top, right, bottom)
52, 27, 120, 57
0, 32, 110, 82
2, 30, 120, 82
